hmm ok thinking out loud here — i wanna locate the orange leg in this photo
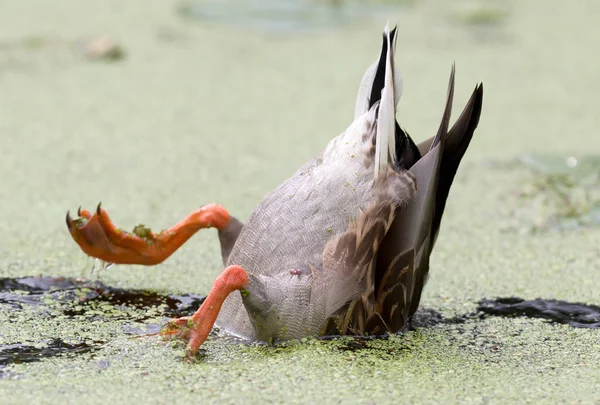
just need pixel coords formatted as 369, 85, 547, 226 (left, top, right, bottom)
66, 203, 230, 265
160, 265, 249, 360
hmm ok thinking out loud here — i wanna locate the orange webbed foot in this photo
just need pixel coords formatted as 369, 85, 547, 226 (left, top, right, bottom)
159, 265, 249, 360
66, 203, 230, 265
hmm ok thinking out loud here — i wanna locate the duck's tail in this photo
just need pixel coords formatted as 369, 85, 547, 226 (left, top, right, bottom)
354, 24, 402, 120
354, 24, 421, 176
373, 24, 397, 177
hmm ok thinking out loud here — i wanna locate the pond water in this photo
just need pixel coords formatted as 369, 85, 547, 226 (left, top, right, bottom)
1, 0, 599, 404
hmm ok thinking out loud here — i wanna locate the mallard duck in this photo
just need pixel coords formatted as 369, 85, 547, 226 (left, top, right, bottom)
66, 25, 483, 358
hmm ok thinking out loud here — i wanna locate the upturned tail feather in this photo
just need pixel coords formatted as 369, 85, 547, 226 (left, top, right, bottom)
373, 24, 398, 177
354, 25, 421, 174
328, 25, 484, 336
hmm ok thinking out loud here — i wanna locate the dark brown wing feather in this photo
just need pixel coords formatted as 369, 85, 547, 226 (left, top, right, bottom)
406, 83, 483, 317
365, 248, 414, 334
322, 64, 483, 338
321, 170, 416, 336
374, 68, 456, 327
429, 83, 484, 247
365, 72, 483, 333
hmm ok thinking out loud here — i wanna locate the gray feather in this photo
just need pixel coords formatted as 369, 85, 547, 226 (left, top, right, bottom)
212, 26, 483, 344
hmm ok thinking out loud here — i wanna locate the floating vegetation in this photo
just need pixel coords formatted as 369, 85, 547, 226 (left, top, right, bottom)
319, 334, 418, 356
456, 7, 509, 27
0, 276, 204, 323
0, 276, 205, 376
500, 154, 600, 232
0, 339, 103, 377
449, 1, 511, 43
177, 0, 413, 34
518, 155, 600, 230
2, 275, 598, 377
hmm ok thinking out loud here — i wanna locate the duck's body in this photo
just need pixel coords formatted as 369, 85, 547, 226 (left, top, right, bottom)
66, 25, 483, 357
217, 106, 413, 341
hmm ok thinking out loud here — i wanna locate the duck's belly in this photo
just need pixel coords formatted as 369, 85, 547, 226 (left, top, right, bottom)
215, 165, 375, 340
215, 110, 378, 340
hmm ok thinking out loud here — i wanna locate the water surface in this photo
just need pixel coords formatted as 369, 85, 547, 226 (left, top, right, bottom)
1, 0, 599, 403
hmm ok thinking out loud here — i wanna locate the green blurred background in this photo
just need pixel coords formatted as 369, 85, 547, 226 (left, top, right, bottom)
1, 1, 599, 404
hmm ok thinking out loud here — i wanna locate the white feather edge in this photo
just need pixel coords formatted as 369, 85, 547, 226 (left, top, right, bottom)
353, 26, 403, 120
374, 25, 397, 176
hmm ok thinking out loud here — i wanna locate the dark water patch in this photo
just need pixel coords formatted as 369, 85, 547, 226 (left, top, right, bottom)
0, 276, 79, 308
311, 307, 490, 352
478, 298, 600, 328
323, 335, 392, 353
0, 276, 205, 321
411, 307, 479, 328
0, 276, 77, 293
316, 299, 600, 352
319, 333, 389, 351
57, 283, 205, 321
0, 339, 103, 378
0, 276, 206, 373
317, 333, 422, 356
3, 276, 598, 371
315, 309, 476, 353
413, 299, 600, 329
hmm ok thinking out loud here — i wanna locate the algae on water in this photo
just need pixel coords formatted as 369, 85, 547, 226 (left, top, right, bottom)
512, 154, 600, 232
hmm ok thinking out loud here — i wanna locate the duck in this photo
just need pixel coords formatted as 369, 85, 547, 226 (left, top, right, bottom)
66, 24, 483, 359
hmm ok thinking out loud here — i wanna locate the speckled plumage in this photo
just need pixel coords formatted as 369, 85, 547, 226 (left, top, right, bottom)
215, 25, 483, 342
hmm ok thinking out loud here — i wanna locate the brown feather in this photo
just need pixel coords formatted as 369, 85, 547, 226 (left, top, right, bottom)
407, 83, 484, 317
365, 311, 388, 335
324, 169, 416, 335
367, 71, 483, 335
430, 83, 484, 248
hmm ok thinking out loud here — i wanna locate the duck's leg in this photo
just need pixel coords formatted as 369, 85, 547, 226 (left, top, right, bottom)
160, 264, 248, 359
66, 203, 239, 265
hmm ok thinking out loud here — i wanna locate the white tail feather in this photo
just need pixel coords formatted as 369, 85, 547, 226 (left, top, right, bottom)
354, 26, 403, 120
374, 25, 397, 176
391, 29, 402, 114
